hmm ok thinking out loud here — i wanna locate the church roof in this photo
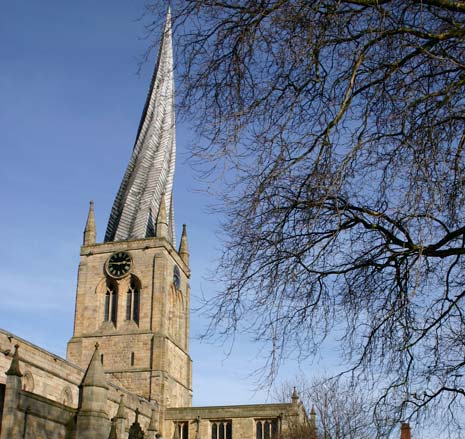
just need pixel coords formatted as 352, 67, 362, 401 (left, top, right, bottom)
105, 8, 176, 244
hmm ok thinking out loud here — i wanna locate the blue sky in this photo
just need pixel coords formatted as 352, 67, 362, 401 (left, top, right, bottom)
0, 1, 318, 406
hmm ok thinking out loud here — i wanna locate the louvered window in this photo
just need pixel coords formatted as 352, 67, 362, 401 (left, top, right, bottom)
126, 277, 140, 324
104, 281, 117, 324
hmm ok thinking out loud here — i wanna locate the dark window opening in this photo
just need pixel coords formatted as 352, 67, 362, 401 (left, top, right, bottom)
126, 277, 140, 324
211, 421, 232, 439
131, 352, 135, 366
100, 354, 104, 365
104, 292, 110, 321
126, 291, 132, 320
0, 383, 5, 436
173, 265, 181, 290
256, 420, 279, 439
133, 286, 140, 324
175, 422, 189, 439
111, 290, 117, 324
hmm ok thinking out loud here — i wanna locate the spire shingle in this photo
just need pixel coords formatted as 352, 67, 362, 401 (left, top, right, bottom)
105, 9, 176, 245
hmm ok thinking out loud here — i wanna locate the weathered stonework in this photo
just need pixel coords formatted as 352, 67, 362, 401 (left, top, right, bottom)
0, 331, 159, 439
67, 236, 192, 409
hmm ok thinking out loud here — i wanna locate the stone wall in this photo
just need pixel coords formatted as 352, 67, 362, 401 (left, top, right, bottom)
0, 329, 160, 439
165, 402, 303, 439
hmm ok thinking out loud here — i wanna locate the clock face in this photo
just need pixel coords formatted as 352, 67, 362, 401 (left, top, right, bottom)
106, 252, 132, 278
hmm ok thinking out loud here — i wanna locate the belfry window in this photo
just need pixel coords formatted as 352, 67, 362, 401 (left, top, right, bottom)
211, 421, 232, 439
104, 280, 117, 324
126, 276, 140, 324
173, 265, 181, 290
256, 419, 279, 439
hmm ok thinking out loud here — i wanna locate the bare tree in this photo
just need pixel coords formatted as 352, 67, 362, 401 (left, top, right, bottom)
274, 377, 377, 439
145, 0, 465, 431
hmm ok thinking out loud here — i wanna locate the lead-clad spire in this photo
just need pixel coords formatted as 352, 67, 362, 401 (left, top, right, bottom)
105, 9, 176, 244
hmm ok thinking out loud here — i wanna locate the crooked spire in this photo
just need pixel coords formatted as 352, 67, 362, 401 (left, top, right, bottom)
105, 8, 176, 245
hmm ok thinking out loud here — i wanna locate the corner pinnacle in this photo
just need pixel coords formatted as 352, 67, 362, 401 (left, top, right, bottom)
178, 224, 189, 266
83, 200, 96, 245
81, 343, 107, 389
156, 195, 169, 239
148, 408, 158, 432
115, 394, 126, 419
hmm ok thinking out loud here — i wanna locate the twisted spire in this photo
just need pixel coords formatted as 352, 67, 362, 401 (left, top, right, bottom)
105, 8, 176, 244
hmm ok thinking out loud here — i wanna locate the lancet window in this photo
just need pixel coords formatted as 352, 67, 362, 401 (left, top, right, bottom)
104, 280, 117, 324
256, 419, 279, 439
211, 421, 232, 439
125, 276, 140, 324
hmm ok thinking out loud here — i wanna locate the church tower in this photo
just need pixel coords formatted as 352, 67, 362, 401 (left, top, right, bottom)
67, 10, 192, 411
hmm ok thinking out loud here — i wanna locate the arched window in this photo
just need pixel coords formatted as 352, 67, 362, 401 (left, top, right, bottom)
173, 265, 181, 290
211, 421, 232, 439
126, 276, 140, 324
256, 420, 278, 439
104, 280, 117, 324
264, 421, 270, 439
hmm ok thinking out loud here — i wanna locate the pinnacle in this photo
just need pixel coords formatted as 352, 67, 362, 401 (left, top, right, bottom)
148, 408, 158, 432
115, 394, 126, 419
178, 224, 189, 265
156, 195, 169, 239
83, 200, 96, 245
291, 386, 299, 402
81, 343, 107, 389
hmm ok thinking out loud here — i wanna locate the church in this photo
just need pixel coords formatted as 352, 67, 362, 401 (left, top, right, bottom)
0, 10, 308, 439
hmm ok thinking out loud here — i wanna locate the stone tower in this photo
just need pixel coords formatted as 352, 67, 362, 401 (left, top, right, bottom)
67, 9, 192, 413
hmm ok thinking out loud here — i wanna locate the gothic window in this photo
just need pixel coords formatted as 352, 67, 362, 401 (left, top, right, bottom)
175, 421, 189, 439
126, 276, 140, 324
211, 421, 232, 439
173, 265, 181, 290
256, 419, 279, 439
104, 280, 118, 324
